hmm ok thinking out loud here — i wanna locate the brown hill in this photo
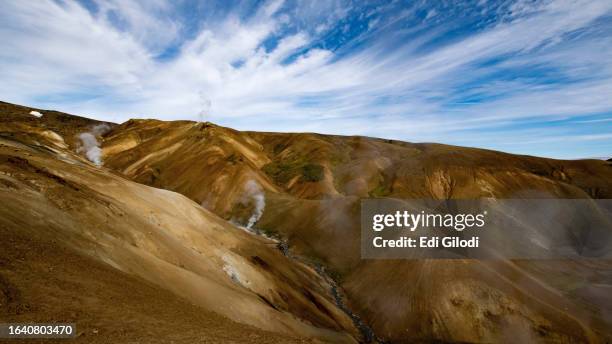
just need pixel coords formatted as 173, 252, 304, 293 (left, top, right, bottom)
0, 102, 358, 343
100, 114, 612, 342
0, 220, 311, 344
2, 100, 612, 343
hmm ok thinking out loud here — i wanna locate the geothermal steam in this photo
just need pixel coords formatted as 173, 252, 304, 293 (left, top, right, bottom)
243, 180, 265, 229
78, 124, 110, 166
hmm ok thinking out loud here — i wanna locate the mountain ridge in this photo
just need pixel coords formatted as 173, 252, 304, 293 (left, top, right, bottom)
2, 100, 612, 343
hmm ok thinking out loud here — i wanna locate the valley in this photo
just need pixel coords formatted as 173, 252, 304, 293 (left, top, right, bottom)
1, 100, 612, 343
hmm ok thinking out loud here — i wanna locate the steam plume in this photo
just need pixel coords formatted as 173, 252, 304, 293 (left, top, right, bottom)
77, 124, 110, 166
243, 180, 265, 229
198, 91, 211, 122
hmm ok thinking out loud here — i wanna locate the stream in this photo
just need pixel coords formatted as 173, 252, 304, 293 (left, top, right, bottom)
272, 235, 386, 343
239, 223, 387, 342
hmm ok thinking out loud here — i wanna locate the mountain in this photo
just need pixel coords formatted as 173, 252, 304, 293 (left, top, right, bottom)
2, 100, 612, 343
0, 101, 358, 343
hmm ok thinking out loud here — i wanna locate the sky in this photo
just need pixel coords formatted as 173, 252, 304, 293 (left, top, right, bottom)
1, 0, 611, 159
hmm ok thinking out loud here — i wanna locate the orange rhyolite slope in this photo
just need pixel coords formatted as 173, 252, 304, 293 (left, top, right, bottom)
2, 100, 612, 343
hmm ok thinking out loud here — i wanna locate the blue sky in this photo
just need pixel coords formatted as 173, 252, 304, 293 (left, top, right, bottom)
1, 0, 611, 159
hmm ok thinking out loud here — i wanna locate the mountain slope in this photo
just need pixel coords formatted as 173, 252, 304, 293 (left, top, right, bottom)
0, 102, 359, 343
98, 115, 612, 343
2, 101, 612, 342
0, 221, 309, 343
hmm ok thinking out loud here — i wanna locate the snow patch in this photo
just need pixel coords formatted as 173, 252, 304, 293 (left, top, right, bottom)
29, 111, 43, 118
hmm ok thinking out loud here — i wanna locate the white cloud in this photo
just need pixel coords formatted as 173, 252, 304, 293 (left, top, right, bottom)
92, 0, 180, 52
0, 0, 611, 158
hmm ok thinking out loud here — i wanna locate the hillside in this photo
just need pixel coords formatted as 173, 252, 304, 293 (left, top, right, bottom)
100, 111, 612, 342
1, 100, 612, 343
0, 101, 358, 343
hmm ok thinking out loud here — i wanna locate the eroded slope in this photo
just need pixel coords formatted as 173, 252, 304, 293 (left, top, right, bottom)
0, 104, 359, 343
98, 116, 612, 343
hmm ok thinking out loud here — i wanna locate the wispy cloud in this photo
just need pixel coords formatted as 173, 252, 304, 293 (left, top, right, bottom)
0, 0, 611, 158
